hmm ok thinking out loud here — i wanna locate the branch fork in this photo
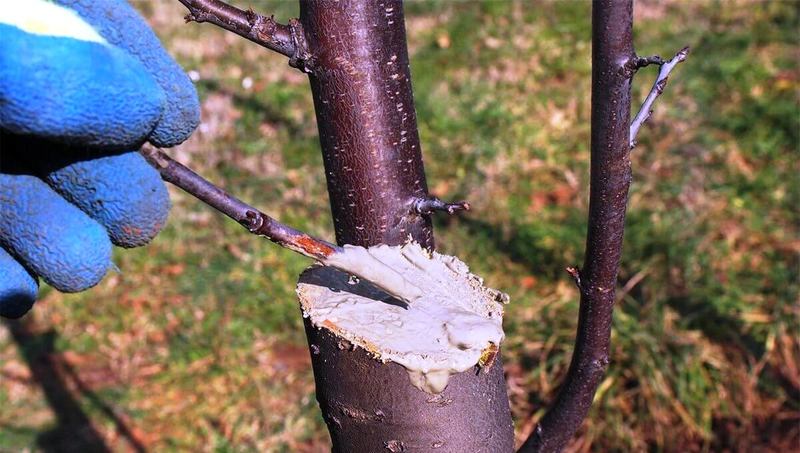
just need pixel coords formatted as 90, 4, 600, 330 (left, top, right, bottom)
520, 5, 689, 450
169, 1, 691, 450
629, 46, 690, 149
178, 0, 311, 70
140, 146, 338, 261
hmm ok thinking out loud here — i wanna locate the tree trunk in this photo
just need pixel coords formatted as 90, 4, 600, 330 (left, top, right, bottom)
299, 1, 514, 451
165, 1, 687, 451
302, 0, 431, 248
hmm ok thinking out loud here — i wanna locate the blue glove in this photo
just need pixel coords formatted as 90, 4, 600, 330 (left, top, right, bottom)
0, 0, 200, 318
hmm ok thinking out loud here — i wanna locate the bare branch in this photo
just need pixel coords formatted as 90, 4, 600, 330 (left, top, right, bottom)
176, 0, 311, 69
629, 46, 690, 149
141, 147, 447, 306
412, 197, 470, 216
520, 2, 637, 451
140, 145, 339, 260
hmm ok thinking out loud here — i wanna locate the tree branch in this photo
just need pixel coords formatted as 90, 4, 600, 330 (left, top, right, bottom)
519, 1, 636, 451
140, 146, 338, 260
176, 0, 311, 70
411, 196, 470, 216
629, 46, 690, 149
141, 147, 450, 306
628, 54, 663, 70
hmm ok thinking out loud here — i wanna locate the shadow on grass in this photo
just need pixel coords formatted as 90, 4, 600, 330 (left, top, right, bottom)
439, 216, 586, 280
4, 318, 146, 453
447, 216, 782, 365
665, 294, 800, 407
665, 295, 765, 356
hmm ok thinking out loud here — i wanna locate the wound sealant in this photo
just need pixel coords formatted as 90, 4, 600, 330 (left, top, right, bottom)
297, 242, 509, 394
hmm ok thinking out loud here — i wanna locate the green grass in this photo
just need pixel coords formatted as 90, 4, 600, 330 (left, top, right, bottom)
1, 1, 797, 451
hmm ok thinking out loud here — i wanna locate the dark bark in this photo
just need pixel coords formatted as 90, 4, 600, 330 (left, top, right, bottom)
141, 146, 339, 261
177, 0, 311, 68
519, 1, 635, 451
303, 316, 513, 453
298, 1, 514, 451
301, 0, 434, 248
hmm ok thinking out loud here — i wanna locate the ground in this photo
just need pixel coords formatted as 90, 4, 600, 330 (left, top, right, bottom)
1, 1, 797, 452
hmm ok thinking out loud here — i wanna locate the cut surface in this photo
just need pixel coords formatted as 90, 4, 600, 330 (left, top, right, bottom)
297, 242, 508, 394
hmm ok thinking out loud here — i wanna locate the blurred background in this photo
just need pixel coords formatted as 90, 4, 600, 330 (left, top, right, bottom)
1, 1, 797, 451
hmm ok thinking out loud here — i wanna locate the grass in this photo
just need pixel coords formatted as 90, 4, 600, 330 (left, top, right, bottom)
1, 1, 798, 451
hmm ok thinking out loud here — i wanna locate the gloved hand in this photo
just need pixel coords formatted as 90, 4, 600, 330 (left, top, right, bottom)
0, 0, 200, 318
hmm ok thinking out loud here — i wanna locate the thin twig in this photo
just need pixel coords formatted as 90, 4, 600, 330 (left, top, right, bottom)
176, 0, 311, 69
412, 197, 470, 216
629, 54, 664, 70
140, 145, 339, 260
140, 147, 439, 305
565, 266, 582, 291
629, 46, 690, 149
615, 268, 650, 302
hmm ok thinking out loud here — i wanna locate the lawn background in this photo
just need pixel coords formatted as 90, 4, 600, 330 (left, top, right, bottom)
1, 1, 797, 451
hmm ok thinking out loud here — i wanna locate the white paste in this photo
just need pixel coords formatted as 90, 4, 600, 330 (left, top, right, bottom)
297, 242, 508, 394
322, 243, 425, 304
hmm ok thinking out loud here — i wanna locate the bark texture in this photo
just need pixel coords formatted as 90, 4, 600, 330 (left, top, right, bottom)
166, 1, 686, 450
298, 1, 514, 451
301, 0, 432, 247
519, 1, 635, 451
304, 318, 513, 453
